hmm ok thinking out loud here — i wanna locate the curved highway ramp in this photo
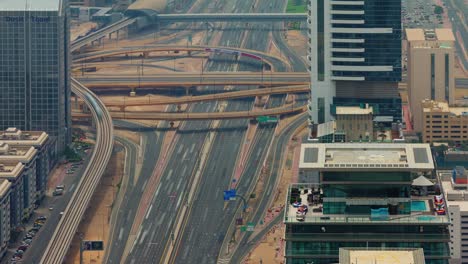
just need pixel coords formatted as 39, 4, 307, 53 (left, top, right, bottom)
39, 78, 114, 264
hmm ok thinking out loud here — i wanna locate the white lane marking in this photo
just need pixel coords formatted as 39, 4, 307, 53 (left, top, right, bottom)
145, 204, 153, 220
156, 212, 166, 226
69, 183, 76, 192
181, 166, 187, 176
177, 145, 183, 154
182, 150, 187, 161
167, 169, 173, 180
175, 178, 182, 192
176, 195, 182, 208
118, 228, 124, 241
141, 179, 148, 192
138, 230, 148, 245
190, 143, 195, 154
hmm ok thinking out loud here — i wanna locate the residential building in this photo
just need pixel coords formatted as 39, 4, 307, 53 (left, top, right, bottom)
406, 28, 456, 132
421, 100, 468, 143
0, 143, 37, 224
0, 180, 11, 259
339, 247, 426, 264
0, 0, 71, 156
0, 162, 27, 230
0, 128, 52, 198
440, 168, 468, 263
335, 105, 373, 141
307, 0, 402, 125
285, 143, 450, 264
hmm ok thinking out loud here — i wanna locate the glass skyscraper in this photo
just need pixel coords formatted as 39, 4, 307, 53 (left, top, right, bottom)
0, 0, 71, 156
307, 0, 402, 124
287, 143, 450, 264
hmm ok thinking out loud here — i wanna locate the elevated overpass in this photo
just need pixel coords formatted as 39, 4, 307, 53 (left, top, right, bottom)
102, 85, 309, 108
77, 72, 309, 89
72, 104, 306, 121
154, 13, 307, 23
40, 79, 114, 264
71, 18, 136, 51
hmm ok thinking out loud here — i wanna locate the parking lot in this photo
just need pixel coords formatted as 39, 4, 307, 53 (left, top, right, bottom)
402, 0, 445, 28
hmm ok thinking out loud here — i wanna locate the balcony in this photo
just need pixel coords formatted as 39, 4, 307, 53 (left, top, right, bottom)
285, 233, 450, 242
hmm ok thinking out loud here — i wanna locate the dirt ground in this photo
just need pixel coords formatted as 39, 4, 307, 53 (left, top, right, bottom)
285, 30, 307, 59
237, 115, 308, 264
64, 149, 124, 263
70, 22, 97, 42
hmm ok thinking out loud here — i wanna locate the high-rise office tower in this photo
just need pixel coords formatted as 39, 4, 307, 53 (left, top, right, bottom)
307, 0, 402, 126
0, 0, 71, 156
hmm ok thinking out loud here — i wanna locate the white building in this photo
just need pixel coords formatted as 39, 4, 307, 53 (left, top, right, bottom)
307, 0, 402, 126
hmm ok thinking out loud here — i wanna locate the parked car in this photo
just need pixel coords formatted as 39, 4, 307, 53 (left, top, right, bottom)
56, 185, 65, 190
23, 239, 32, 245
18, 245, 28, 251
53, 189, 63, 196
37, 216, 46, 221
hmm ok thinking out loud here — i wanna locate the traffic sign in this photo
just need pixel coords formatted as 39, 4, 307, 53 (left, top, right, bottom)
82, 241, 104, 251
223, 189, 237, 201
246, 222, 255, 232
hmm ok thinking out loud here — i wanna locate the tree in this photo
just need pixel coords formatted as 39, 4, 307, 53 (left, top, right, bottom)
434, 5, 444, 15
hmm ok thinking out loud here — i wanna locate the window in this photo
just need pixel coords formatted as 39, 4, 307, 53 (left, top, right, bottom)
317, 0, 325, 81
431, 54, 435, 100
445, 53, 450, 101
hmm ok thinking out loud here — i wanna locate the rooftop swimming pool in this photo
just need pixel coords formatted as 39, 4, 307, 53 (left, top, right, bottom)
411, 200, 427, 211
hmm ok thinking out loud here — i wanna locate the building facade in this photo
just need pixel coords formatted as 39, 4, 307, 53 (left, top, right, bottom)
440, 168, 468, 263
0, 180, 11, 259
0, 162, 27, 230
335, 105, 373, 141
421, 100, 468, 143
406, 29, 456, 132
0, 143, 38, 224
0, 128, 52, 198
307, 0, 402, 125
0, 0, 71, 156
285, 143, 450, 264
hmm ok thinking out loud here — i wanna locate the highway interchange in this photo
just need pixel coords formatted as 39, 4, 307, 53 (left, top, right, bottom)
23, 0, 467, 263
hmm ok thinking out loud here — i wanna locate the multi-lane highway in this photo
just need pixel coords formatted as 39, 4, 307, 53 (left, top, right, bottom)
39, 79, 114, 264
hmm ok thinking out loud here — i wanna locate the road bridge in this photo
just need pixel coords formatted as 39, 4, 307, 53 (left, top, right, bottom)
154, 13, 307, 23
72, 104, 306, 120
102, 85, 309, 108
77, 72, 309, 89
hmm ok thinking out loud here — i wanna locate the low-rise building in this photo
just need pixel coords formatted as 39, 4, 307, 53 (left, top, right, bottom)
441, 168, 468, 263
0, 143, 37, 223
339, 247, 426, 264
0, 128, 52, 198
335, 105, 374, 142
0, 162, 26, 230
286, 143, 450, 264
0, 179, 10, 259
406, 28, 456, 132
421, 100, 468, 143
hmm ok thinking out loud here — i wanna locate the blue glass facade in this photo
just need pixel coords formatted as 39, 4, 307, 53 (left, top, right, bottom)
331, 0, 402, 82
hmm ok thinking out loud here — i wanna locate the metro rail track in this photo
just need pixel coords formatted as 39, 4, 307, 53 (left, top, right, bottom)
39, 79, 114, 263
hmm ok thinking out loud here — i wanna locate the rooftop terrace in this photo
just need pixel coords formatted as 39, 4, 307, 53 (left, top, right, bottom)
284, 184, 449, 225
